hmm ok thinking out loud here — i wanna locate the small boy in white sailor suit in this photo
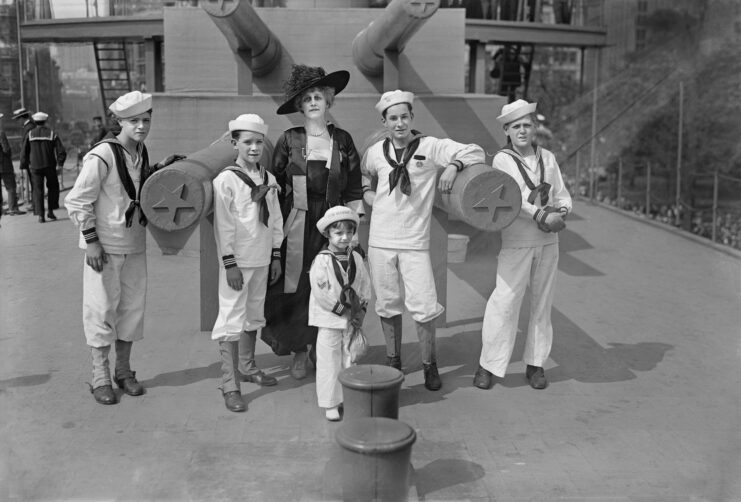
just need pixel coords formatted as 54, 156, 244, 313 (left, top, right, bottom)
362, 90, 485, 391
211, 114, 284, 413
64, 91, 153, 405
309, 206, 372, 421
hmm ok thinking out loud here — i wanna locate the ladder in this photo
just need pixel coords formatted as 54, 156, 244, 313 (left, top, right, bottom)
93, 41, 132, 118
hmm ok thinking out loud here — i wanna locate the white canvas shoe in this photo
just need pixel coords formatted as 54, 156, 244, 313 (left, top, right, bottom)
325, 406, 341, 421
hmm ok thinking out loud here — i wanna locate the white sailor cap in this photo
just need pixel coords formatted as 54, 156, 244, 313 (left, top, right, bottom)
375, 90, 415, 116
32, 111, 49, 122
316, 205, 359, 237
228, 114, 268, 135
497, 99, 537, 125
109, 91, 153, 119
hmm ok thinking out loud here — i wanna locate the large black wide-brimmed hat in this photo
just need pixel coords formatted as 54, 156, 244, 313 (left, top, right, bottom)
276, 64, 350, 116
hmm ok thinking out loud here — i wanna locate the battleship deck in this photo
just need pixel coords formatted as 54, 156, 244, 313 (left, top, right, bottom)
1, 199, 739, 501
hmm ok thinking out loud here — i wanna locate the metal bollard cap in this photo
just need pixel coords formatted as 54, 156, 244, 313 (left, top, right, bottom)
339, 364, 404, 390
336, 417, 416, 454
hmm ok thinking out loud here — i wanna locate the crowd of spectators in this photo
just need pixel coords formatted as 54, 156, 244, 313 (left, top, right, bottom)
590, 190, 741, 251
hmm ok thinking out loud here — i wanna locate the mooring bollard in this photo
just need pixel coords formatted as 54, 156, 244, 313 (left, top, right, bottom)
339, 364, 404, 420
335, 417, 416, 502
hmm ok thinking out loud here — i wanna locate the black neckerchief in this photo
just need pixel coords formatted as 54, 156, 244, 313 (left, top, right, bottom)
321, 248, 362, 314
500, 148, 550, 206
383, 131, 425, 196
225, 165, 272, 227
92, 139, 150, 227
325, 249, 356, 286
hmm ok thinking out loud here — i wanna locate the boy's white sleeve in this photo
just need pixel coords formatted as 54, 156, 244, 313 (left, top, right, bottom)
548, 154, 572, 213
429, 138, 485, 171
212, 174, 237, 267
309, 256, 346, 316
64, 152, 108, 232
360, 147, 377, 193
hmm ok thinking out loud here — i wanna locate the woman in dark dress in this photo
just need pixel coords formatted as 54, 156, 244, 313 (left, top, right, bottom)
263, 65, 364, 379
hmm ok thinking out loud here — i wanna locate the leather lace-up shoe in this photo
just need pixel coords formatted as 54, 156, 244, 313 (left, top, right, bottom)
38, 216, 45, 223
115, 372, 144, 396
46, 212, 57, 221
240, 371, 277, 386
386, 356, 401, 371
526, 365, 548, 389
473, 365, 494, 389
422, 362, 442, 391
91, 384, 117, 405
223, 391, 246, 412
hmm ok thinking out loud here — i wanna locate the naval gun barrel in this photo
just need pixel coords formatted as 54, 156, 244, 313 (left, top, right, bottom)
141, 134, 273, 254
435, 163, 522, 232
141, 136, 236, 234
140, 136, 234, 254
202, 0, 282, 77
352, 0, 440, 77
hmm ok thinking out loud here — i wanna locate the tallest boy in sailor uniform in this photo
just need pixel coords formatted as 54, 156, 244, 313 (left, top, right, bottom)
362, 90, 485, 391
65, 91, 154, 405
473, 99, 572, 391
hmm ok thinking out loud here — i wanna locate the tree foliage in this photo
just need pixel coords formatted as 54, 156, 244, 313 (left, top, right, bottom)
532, 2, 741, 183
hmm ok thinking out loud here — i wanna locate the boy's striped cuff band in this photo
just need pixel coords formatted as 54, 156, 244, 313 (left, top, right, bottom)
82, 227, 99, 243
222, 255, 237, 269
332, 302, 346, 316
533, 209, 548, 224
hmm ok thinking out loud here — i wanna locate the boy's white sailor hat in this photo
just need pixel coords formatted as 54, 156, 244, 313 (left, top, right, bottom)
316, 205, 359, 237
497, 99, 537, 125
375, 90, 414, 115
228, 114, 268, 135
109, 91, 152, 118
32, 111, 48, 121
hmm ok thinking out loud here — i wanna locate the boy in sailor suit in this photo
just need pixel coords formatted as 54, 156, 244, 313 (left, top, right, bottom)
211, 114, 284, 413
473, 99, 572, 391
65, 91, 153, 405
309, 206, 371, 421
362, 90, 485, 391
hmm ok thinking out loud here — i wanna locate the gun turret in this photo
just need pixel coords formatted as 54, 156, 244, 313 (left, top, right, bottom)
352, 0, 440, 77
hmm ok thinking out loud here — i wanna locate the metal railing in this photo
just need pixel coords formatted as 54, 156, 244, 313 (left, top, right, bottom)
582, 161, 741, 250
